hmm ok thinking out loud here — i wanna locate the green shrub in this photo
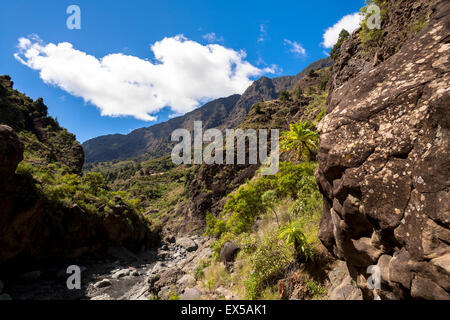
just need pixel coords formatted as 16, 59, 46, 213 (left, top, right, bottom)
410, 11, 432, 33
223, 181, 270, 234
253, 103, 262, 114
205, 212, 227, 237
206, 162, 318, 239
275, 161, 317, 199
315, 109, 326, 123
245, 231, 293, 299
305, 277, 327, 299
262, 190, 281, 227
168, 289, 180, 300
16, 160, 142, 218
330, 29, 350, 60
308, 69, 317, 77
279, 91, 291, 101
195, 260, 211, 280
279, 221, 314, 261
319, 78, 329, 91
206, 278, 216, 293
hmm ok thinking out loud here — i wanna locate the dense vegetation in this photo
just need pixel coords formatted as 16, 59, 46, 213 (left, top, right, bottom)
175, 69, 332, 300
0, 75, 149, 239
201, 107, 325, 299
0, 76, 84, 173
16, 162, 142, 217
85, 155, 197, 231
201, 160, 324, 299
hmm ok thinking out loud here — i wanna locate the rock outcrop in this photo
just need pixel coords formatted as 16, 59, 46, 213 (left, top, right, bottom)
0, 78, 158, 269
0, 124, 157, 268
316, 0, 449, 299
0, 75, 84, 174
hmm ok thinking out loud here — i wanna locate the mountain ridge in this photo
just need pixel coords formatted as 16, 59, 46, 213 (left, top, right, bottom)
82, 57, 333, 163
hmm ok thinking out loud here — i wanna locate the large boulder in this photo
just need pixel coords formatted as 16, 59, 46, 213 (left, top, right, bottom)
176, 237, 198, 252
316, 0, 450, 300
219, 242, 240, 263
181, 287, 202, 300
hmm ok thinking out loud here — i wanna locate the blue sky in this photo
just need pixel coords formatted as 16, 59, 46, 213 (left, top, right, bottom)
0, 0, 364, 142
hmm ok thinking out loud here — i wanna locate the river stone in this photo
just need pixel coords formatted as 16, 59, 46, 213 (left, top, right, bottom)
176, 238, 198, 252
181, 288, 202, 300
149, 261, 166, 274
177, 274, 195, 288
112, 269, 130, 279
94, 279, 112, 288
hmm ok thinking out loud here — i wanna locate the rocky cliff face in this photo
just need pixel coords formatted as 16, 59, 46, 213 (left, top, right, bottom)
0, 76, 84, 174
0, 78, 158, 269
316, 0, 449, 299
222, 57, 333, 129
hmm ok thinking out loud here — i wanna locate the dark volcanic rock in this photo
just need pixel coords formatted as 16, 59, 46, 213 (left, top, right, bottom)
219, 242, 240, 263
0, 125, 23, 184
0, 76, 84, 174
0, 80, 158, 268
316, 0, 450, 300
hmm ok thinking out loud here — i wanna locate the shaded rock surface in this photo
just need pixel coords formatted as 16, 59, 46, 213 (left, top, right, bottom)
219, 242, 240, 263
317, 0, 450, 300
4, 235, 212, 300
327, 261, 363, 300
0, 78, 158, 267
0, 76, 84, 174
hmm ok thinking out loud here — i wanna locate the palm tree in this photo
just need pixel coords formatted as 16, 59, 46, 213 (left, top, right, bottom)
280, 120, 318, 160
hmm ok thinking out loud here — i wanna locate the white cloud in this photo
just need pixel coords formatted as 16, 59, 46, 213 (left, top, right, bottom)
202, 32, 224, 43
15, 35, 273, 121
322, 12, 363, 48
284, 39, 306, 56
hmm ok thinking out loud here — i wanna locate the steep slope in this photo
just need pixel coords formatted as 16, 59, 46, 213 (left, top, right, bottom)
82, 57, 332, 163
316, 0, 449, 300
222, 57, 332, 129
170, 66, 332, 235
0, 76, 157, 269
0, 76, 84, 174
83, 94, 240, 163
